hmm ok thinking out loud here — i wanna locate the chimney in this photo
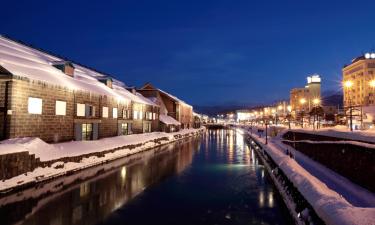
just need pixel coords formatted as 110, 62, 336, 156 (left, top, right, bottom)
52, 61, 75, 77
99, 77, 113, 89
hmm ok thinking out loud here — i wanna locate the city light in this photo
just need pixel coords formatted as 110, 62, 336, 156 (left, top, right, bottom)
278, 105, 283, 110
299, 98, 306, 104
287, 105, 292, 112
344, 80, 353, 88
313, 98, 320, 105
370, 80, 375, 88
365, 52, 375, 59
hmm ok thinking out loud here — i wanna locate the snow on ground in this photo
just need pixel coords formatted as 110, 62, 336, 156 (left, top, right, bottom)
0, 128, 203, 192
0, 129, 199, 161
241, 126, 375, 225
291, 125, 375, 143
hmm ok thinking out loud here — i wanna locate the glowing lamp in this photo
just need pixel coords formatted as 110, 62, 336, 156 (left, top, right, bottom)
344, 80, 353, 89
313, 98, 320, 105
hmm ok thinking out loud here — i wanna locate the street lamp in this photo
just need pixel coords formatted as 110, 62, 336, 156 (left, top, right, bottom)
344, 80, 353, 131
287, 105, 292, 129
312, 98, 321, 130
299, 98, 306, 128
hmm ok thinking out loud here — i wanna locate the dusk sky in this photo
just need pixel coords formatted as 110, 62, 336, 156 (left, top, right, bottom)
3, 0, 375, 106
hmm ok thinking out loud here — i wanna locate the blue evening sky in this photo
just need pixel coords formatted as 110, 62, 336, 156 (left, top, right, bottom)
2, 0, 375, 105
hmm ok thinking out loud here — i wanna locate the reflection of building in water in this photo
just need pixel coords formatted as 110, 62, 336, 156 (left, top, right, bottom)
3, 139, 200, 225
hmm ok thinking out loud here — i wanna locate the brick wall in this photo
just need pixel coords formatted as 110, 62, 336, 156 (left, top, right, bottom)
179, 104, 193, 128
0, 80, 6, 139
8, 79, 75, 142
4, 77, 160, 143
98, 95, 119, 138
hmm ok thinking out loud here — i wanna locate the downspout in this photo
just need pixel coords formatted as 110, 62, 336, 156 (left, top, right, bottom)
2, 81, 10, 140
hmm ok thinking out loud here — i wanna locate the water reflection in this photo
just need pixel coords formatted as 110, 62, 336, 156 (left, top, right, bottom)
0, 129, 292, 225
0, 138, 200, 225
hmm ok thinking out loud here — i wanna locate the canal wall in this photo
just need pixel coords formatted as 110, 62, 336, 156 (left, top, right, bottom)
242, 128, 375, 225
245, 135, 324, 225
0, 128, 204, 194
282, 139, 375, 192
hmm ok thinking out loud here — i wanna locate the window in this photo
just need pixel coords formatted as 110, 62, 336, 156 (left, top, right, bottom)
143, 122, 151, 133
113, 108, 118, 118
55, 101, 66, 115
121, 123, 131, 135
77, 103, 85, 117
140, 111, 143, 120
28, 97, 43, 114
123, 109, 131, 119
82, 123, 93, 140
153, 113, 156, 120
146, 112, 153, 120
102, 107, 109, 118
133, 110, 139, 119
85, 105, 95, 117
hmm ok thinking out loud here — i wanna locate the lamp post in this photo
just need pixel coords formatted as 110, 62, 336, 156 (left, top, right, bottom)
344, 80, 353, 131
272, 108, 276, 125
299, 98, 306, 128
312, 98, 320, 130
277, 105, 283, 126
287, 105, 292, 129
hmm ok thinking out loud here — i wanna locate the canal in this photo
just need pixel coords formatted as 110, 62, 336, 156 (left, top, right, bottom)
0, 129, 293, 225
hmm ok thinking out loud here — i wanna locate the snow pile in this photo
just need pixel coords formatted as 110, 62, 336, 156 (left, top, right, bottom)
0, 129, 201, 161
159, 114, 181, 125
241, 126, 375, 224
0, 128, 203, 192
292, 126, 375, 143
244, 128, 375, 225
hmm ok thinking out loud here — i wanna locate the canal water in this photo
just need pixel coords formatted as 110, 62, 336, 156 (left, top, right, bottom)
0, 129, 292, 225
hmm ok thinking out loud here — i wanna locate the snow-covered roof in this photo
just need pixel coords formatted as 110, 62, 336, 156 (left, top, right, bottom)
159, 114, 181, 126
0, 35, 154, 106
135, 92, 159, 107
158, 88, 192, 108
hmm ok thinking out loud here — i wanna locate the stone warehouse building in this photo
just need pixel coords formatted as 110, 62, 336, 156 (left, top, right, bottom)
138, 83, 194, 132
0, 36, 160, 143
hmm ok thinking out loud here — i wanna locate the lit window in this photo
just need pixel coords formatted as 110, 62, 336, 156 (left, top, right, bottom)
77, 103, 85, 117
28, 97, 42, 114
123, 109, 130, 119
55, 100, 66, 116
140, 111, 143, 119
133, 110, 138, 119
103, 107, 109, 118
82, 123, 93, 140
113, 108, 118, 118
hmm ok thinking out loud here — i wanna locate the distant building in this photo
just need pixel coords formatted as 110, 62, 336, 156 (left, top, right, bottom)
138, 83, 194, 132
342, 53, 375, 129
343, 53, 375, 107
0, 36, 160, 142
290, 75, 321, 118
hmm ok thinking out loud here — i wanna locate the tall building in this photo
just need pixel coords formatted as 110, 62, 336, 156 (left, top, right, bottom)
342, 53, 375, 107
290, 75, 321, 117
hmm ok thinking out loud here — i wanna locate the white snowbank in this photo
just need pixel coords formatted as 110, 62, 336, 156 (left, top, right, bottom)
243, 127, 375, 225
0, 129, 200, 161
292, 126, 375, 143
0, 128, 203, 192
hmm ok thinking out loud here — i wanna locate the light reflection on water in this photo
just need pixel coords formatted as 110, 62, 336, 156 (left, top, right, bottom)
0, 129, 292, 225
